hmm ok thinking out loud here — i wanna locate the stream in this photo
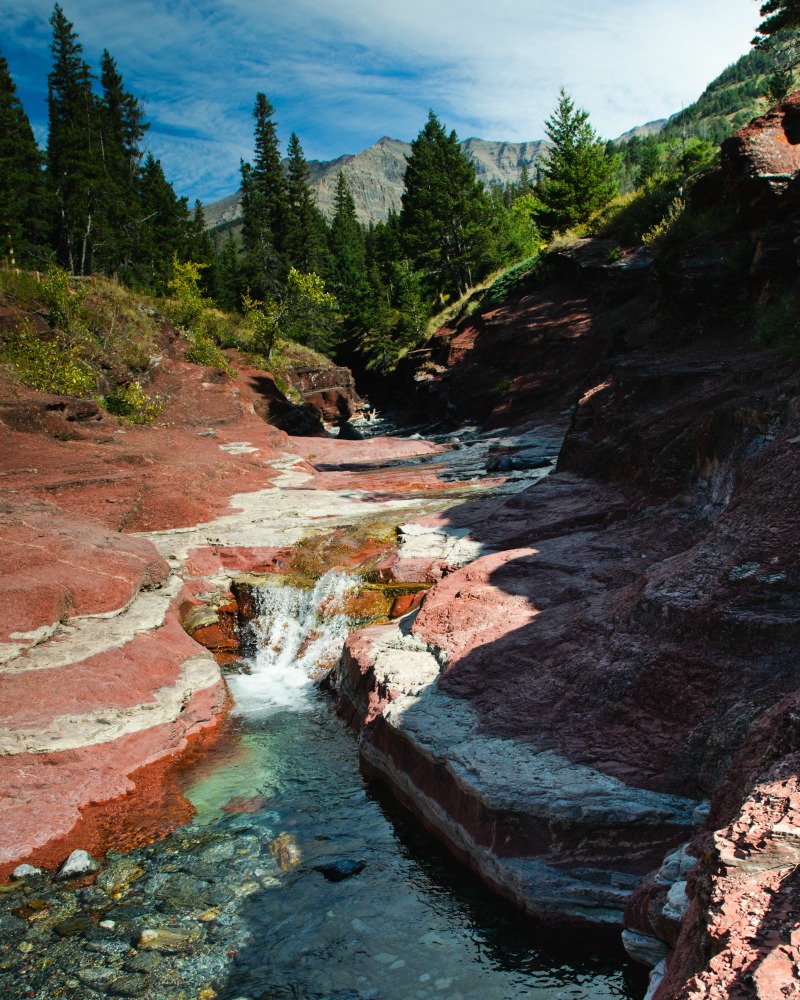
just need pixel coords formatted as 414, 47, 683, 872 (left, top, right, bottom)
0, 429, 648, 999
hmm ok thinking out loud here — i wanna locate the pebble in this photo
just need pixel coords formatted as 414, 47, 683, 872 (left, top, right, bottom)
315, 858, 366, 882
11, 865, 43, 879
53, 915, 93, 937
123, 951, 163, 973
138, 927, 201, 952
56, 849, 99, 879
106, 972, 149, 997
77, 967, 117, 988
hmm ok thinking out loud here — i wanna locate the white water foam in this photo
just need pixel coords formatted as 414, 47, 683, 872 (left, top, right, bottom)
229, 571, 357, 716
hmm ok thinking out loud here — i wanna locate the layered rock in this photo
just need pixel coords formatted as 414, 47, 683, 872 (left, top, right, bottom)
328, 103, 800, 993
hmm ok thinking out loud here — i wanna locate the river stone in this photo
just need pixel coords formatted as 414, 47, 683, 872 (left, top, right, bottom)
123, 951, 162, 972
97, 860, 146, 897
77, 967, 117, 989
315, 859, 366, 882
107, 972, 149, 997
11, 865, 43, 879
53, 915, 93, 937
154, 873, 214, 910
138, 927, 201, 952
56, 849, 99, 879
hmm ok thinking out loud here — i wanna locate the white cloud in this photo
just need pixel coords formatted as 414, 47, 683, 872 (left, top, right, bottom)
2, 0, 761, 203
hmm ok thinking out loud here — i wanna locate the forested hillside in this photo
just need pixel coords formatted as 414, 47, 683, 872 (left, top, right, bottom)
1, 2, 793, 387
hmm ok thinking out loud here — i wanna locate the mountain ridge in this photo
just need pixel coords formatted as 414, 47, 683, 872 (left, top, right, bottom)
205, 134, 546, 230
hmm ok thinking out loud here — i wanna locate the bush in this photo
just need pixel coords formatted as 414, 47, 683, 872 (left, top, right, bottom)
103, 381, 164, 424
0, 318, 95, 396
755, 291, 798, 347
592, 182, 679, 245
483, 255, 542, 307
40, 266, 88, 332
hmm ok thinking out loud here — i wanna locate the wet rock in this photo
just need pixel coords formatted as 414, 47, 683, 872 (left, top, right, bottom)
154, 873, 214, 911
97, 860, 146, 898
107, 972, 149, 997
123, 951, 162, 973
338, 420, 365, 440
77, 967, 117, 990
11, 865, 42, 879
138, 927, 201, 952
56, 849, 99, 879
269, 833, 301, 871
315, 859, 366, 882
220, 795, 267, 815
622, 928, 670, 968
53, 915, 93, 937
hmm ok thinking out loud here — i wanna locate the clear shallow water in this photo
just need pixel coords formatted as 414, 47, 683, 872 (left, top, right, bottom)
185, 705, 645, 1000
179, 578, 646, 1000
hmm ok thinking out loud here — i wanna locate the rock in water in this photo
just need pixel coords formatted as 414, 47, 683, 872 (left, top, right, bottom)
56, 849, 98, 879
11, 864, 42, 879
338, 420, 364, 440
315, 859, 366, 882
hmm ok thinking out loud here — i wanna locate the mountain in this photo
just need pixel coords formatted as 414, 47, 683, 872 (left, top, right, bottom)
204, 135, 546, 231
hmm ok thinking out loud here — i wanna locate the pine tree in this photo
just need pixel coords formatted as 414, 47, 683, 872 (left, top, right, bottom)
239, 93, 287, 296
537, 89, 616, 231
94, 49, 148, 276
0, 51, 47, 264
46, 3, 103, 273
215, 231, 245, 312
399, 111, 492, 299
284, 132, 329, 274
328, 171, 369, 335
98, 51, 147, 184
187, 200, 217, 296
754, 0, 800, 44
136, 153, 190, 290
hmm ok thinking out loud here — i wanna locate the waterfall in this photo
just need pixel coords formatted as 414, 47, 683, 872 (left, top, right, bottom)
228, 570, 357, 716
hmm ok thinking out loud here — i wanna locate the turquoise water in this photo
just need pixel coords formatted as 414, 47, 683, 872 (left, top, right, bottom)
182, 696, 646, 1000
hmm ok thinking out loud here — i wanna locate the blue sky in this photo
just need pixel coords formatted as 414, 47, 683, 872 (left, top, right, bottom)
1, 0, 761, 206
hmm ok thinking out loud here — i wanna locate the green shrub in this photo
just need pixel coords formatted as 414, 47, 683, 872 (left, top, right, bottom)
0, 318, 95, 396
186, 330, 233, 372
0, 268, 45, 308
40, 266, 88, 333
642, 197, 687, 247
103, 381, 164, 424
165, 258, 206, 328
483, 255, 541, 308
755, 291, 798, 347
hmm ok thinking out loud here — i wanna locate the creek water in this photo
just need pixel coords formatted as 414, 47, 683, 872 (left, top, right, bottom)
178, 572, 647, 1000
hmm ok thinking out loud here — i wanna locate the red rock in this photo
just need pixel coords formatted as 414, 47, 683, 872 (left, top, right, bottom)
721, 91, 800, 197
389, 591, 425, 617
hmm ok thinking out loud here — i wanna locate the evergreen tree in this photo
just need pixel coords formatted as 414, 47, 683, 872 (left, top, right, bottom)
754, 0, 800, 44
0, 51, 47, 264
215, 231, 245, 312
638, 136, 662, 184
537, 89, 616, 231
136, 153, 190, 290
284, 132, 329, 274
328, 171, 369, 331
239, 93, 287, 296
46, 3, 103, 273
98, 50, 147, 184
94, 49, 148, 276
187, 200, 217, 296
399, 111, 492, 299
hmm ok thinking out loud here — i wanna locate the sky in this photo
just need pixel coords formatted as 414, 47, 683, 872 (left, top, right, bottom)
1, 0, 762, 206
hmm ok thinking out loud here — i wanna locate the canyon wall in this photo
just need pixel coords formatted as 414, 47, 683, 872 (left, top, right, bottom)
330, 96, 800, 997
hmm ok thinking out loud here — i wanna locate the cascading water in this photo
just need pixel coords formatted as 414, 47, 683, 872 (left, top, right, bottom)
228, 570, 357, 715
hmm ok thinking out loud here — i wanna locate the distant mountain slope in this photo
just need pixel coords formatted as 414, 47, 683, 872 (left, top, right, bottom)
205, 135, 546, 230
662, 45, 774, 144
